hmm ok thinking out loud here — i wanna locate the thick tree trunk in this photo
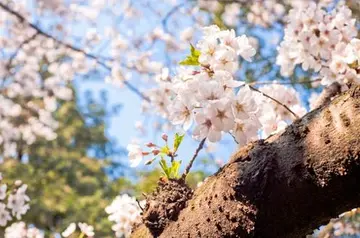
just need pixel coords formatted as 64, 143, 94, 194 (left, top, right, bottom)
132, 86, 360, 238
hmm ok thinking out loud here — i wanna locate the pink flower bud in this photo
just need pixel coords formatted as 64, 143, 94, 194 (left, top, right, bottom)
145, 142, 156, 147
14, 180, 22, 186
142, 151, 150, 156
152, 149, 160, 155
161, 133, 168, 142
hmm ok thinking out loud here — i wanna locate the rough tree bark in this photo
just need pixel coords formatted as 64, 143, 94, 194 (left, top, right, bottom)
132, 86, 360, 238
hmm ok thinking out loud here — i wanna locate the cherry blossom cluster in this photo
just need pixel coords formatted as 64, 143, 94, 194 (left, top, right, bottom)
0, 2, 76, 157
61, 222, 95, 237
256, 84, 306, 137
312, 208, 360, 236
162, 26, 306, 145
0, 175, 30, 227
198, 0, 336, 28
165, 26, 258, 143
259, 84, 305, 120
105, 194, 143, 238
35, 0, 137, 21
4, 222, 44, 238
246, 1, 286, 27
286, 0, 333, 9
0, 0, 150, 159
1, 0, 197, 160
276, 1, 360, 85
198, 0, 285, 27
332, 220, 358, 236
137, 25, 310, 153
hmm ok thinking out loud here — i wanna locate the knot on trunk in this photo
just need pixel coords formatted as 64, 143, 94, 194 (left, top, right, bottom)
142, 178, 193, 237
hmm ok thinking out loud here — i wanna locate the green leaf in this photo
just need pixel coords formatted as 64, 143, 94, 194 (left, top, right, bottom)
159, 158, 182, 179
170, 160, 182, 179
173, 133, 185, 153
159, 158, 171, 178
145, 158, 157, 165
160, 145, 171, 156
179, 44, 201, 66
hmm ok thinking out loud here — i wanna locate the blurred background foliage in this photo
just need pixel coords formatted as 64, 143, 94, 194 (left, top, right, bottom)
0, 87, 206, 236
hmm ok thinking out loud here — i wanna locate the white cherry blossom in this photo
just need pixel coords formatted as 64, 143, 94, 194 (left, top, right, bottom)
127, 143, 143, 167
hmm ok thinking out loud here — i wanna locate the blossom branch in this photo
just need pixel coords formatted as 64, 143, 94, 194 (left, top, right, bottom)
162, 2, 187, 33
248, 85, 300, 119
0, 2, 150, 102
136, 198, 144, 212
181, 138, 206, 180
5, 32, 39, 71
185, 131, 218, 168
250, 78, 321, 86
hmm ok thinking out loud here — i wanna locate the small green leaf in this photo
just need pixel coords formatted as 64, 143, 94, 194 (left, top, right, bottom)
190, 44, 200, 56
170, 160, 182, 179
173, 133, 185, 153
179, 44, 201, 66
160, 145, 171, 155
159, 158, 171, 178
145, 158, 157, 165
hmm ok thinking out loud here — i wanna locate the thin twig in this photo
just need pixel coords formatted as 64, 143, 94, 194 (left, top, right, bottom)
136, 198, 144, 212
185, 130, 218, 168
248, 85, 300, 120
229, 132, 239, 144
1, 33, 39, 88
0, 2, 150, 102
170, 154, 175, 163
250, 78, 321, 86
6, 33, 39, 70
182, 138, 206, 180
161, 2, 186, 32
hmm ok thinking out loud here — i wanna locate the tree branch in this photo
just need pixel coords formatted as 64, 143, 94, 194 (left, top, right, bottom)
250, 78, 321, 86
0, 2, 150, 102
132, 86, 360, 238
181, 138, 206, 180
249, 85, 300, 119
5, 32, 39, 70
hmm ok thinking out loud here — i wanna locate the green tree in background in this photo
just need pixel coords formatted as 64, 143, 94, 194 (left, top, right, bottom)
0, 88, 207, 237
0, 88, 126, 237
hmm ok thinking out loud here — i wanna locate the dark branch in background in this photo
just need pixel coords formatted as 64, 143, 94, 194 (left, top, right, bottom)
229, 132, 239, 144
1, 33, 39, 89
249, 85, 300, 119
182, 137, 206, 180
136, 198, 144, 212
5, 32, 39, 70
161, 2, 187, 33
0, 2, 150, 102
250, 78, 321, 86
